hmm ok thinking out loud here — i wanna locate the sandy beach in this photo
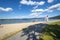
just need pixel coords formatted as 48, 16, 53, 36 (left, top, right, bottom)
0, 20, 60, 40
0, 22, 43, 40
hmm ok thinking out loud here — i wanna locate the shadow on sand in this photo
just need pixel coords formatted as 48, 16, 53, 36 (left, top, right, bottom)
21, 23, 47, 40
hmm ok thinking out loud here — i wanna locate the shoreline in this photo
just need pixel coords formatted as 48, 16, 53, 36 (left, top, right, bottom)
0, 19, 60, 24
0, 20, 60, 40
0, 22, 42, 40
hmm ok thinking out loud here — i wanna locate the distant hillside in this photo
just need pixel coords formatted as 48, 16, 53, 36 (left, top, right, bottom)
50, 15, 60, 19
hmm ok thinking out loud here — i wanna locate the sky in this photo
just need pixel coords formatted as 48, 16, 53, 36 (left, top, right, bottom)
0, 0, 60, 19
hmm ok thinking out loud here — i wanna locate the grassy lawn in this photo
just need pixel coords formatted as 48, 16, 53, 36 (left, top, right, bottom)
39, 21, 60, 40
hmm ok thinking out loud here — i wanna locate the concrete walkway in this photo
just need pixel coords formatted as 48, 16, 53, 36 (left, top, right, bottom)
7, 23, 47, 40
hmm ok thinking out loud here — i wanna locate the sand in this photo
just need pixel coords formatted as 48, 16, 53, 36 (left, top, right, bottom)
0, 20, 60, 40
0, 22, 43, 39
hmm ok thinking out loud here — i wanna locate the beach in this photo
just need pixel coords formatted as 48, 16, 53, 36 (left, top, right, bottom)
0, 22, 43, 40
0, 20, 60, 40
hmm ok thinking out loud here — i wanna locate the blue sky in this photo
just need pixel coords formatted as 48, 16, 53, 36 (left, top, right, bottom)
0, 0, 60, 19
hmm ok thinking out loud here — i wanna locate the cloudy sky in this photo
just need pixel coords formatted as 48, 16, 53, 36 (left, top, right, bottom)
0, 0, 60, 19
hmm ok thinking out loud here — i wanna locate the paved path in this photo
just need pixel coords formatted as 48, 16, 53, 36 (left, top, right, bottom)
7, 23, 47, 40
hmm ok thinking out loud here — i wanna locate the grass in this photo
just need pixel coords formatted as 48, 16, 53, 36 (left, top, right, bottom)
39, 21, 60, 40
1, 30, 22, 40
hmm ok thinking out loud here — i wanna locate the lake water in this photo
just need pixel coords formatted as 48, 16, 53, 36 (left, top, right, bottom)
0, 18, 60, 24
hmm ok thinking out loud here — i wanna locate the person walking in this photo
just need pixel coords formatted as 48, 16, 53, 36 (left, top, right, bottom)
45, 15, 48, 22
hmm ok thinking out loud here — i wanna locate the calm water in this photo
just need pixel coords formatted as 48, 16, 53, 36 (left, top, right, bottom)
0, 18, 60, 24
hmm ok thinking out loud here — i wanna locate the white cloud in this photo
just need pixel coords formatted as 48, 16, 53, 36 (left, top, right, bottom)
33, 5, 39, 9
0, 7, 13, 12
46, 3, 60, 12
32, 9, 44, 13
30, 13, 38, 17
48, 0, 54, 3
31, 3, 60, 17
32, 3, 60, 13
33, 1, 45, 9
30, 9, 44, 17
20, 0, 45, 5
21, 13, 41, 18
30, 12, 42, 17
38, 1, 45, 5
